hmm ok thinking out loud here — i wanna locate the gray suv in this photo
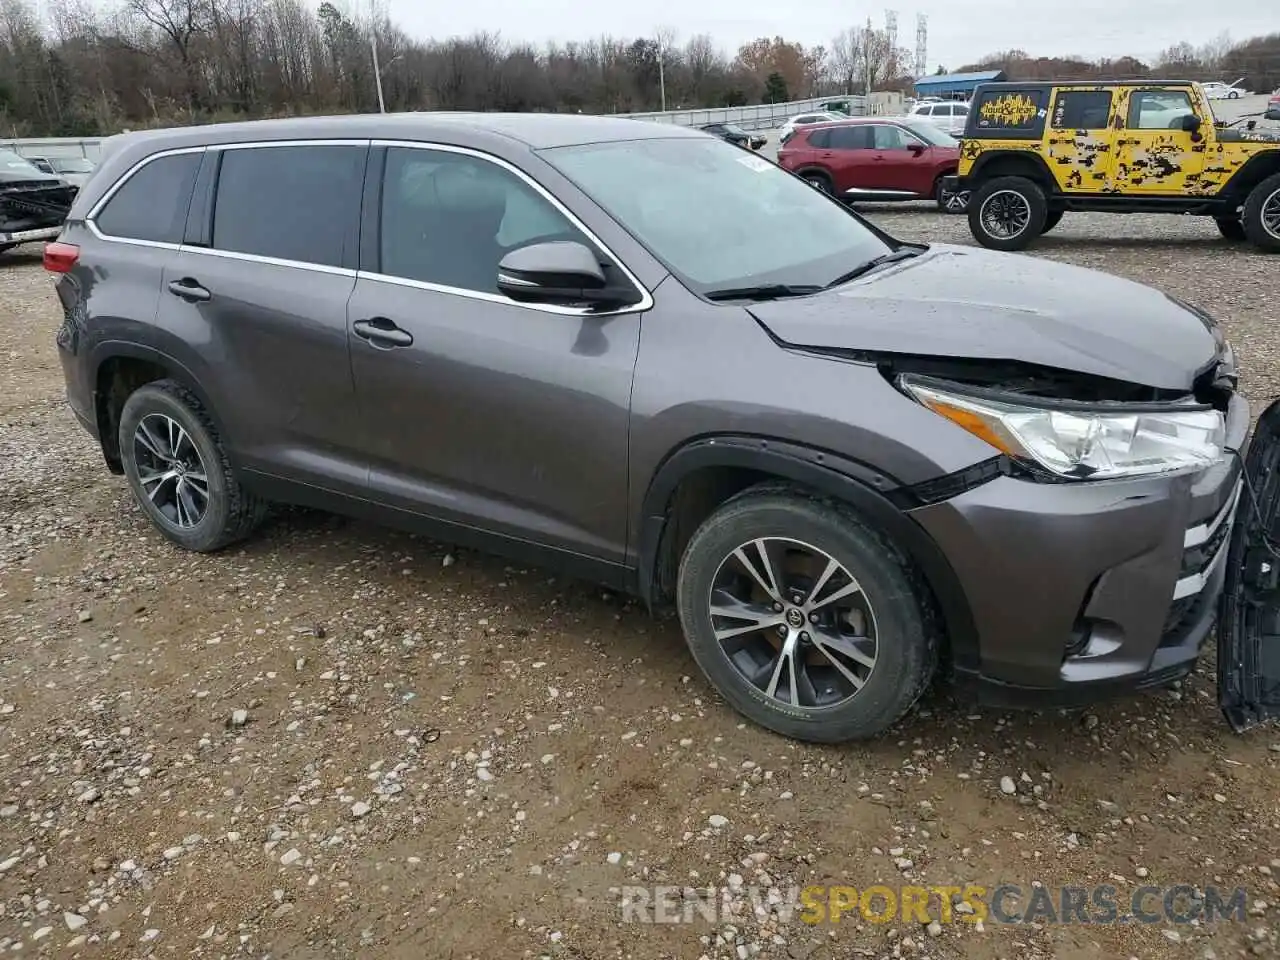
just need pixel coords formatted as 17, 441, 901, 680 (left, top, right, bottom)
48, 113, 1280, 742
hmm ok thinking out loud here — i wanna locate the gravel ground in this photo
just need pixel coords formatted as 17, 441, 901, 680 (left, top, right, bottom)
1, 211, 1279, 960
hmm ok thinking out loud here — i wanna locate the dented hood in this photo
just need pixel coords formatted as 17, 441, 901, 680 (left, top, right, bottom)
747, 244, 1223, 391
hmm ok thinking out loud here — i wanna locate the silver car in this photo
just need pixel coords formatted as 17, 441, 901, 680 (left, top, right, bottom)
907, 100, 969, 137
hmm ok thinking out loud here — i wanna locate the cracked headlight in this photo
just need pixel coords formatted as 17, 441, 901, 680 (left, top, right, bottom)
900, 375, 1226, 480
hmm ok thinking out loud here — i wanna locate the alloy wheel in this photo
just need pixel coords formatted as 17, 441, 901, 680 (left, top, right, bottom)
807, 176, 830, 194
980, 189, 1031, 239
1262, 188, 1280, 241
942, 188, 971, 213
708, 537, 879, 710
132, 413, 210, 528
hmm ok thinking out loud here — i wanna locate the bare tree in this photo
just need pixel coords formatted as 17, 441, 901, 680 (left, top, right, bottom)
126, 0, 211, 109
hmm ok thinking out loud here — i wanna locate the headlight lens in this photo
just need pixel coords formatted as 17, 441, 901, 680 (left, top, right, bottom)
900, 375, 1226, 480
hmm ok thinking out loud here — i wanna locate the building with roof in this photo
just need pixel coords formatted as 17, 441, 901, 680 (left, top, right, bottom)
913, 70, 1007, 100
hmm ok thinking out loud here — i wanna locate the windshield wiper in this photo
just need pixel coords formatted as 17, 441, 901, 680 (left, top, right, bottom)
823, 247, 923, 290
704, 283, 824, 302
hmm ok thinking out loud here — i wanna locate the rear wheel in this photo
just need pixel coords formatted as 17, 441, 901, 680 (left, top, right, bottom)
1241, 173, 1280, 253
1216, 217, 1247, 241
675, 485, 938, 742
935, 178, 970, 214
802, 171, 833, 195
968, 176, 1048, 251
118, 379, 267, 552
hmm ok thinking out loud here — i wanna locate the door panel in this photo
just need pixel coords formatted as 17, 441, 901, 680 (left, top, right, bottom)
866, 125, 935, 195
1113, 88, 1206, 194
159, 252, 365, 491
1045, 87, 1119, 192
823, 125, 876, 193
348, 145, 641, 563
158, 141, 369, 493
1218, 397, 1280, 732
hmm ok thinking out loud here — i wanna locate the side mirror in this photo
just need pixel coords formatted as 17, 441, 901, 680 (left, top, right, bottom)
907, 143, 926, 155
497, 241, 637, 308
1177, 114, 1202, 133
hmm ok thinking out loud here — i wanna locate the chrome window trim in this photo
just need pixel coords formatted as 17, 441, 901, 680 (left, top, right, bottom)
364, 138, 654, 317
85, 144, 206, 246
83, 136, 655, 317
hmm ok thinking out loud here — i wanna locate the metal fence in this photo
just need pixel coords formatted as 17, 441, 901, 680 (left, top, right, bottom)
0, 92, 901, 158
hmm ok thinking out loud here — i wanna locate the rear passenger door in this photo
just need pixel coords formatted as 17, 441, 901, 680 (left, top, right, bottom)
345, 144, 644, 566
160, 140, 370, 496
822, 124, 876, 194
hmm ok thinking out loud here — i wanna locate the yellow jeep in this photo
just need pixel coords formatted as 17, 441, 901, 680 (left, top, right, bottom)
940, 80, 1280, 252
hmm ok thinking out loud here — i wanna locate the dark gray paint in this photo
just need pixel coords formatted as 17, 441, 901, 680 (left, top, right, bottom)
55, 112, 1254, 712
746, 244, 1221, 391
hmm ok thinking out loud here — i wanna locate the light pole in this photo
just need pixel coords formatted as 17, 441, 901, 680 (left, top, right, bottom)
371, 31, 386, 113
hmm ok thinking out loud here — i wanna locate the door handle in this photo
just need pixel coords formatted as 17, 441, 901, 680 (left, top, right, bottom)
353, 317, 413, 348
167, 278, 211, 302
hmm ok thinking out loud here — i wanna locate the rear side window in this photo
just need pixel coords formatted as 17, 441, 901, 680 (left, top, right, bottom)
211, 144, 366, 268
827, 126, 873, 149
1052, 91, 1113, 129
806, 129, 831, 148
94, 152, 201, 244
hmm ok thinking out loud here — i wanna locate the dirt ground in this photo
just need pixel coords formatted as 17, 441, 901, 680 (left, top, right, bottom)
2, 209, 1279, 960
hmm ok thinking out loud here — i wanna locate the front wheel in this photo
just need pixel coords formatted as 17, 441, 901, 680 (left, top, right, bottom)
118, 379, 268, 552
675, 485, 938, 743
1241, 173, 1280, 253
967, 176, 1049, 251
1042, 210, 1064, 233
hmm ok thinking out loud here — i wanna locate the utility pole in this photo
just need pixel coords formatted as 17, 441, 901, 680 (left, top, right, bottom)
369, 0, 386, 113
864, 18, 874, 99
655, 27, 676, 113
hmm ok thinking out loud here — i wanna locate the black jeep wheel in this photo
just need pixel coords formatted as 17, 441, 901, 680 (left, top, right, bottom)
968, 176, 1048, 251
1242, 173, 1280, 253
118, 379, 268, 552
675, 484, 938, 743
1216, 217, 1246, 241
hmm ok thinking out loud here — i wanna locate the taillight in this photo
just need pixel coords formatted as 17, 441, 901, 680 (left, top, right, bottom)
43, 241, 79, 274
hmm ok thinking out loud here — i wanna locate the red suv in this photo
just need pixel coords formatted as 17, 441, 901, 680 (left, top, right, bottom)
1267, 89, 1280, 120
777, 117, 967, 212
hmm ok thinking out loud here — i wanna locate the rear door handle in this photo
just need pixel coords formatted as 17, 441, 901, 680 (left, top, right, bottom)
353, 317, 413, 348
167, 278, 211, 302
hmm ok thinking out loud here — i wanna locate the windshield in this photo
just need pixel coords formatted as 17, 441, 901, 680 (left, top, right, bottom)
540, 137, 894, 293
903, 121, 958, 146
51, 157, 94, 173
0, 150, 45, 176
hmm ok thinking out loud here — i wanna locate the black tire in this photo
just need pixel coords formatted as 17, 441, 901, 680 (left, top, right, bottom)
934, 178, 970, 214
1216, 217, 1246, 241
1042, 210, 1064, 233
967, 176, 1048, 251
118, 379, 267, 552
1241, 173, 1280, 253
802, 171, 833, 195
675, 484, 938, 743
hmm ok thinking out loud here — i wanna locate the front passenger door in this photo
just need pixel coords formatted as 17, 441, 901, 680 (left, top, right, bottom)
346, 145, 644, 566
1113, 88, 1207, 193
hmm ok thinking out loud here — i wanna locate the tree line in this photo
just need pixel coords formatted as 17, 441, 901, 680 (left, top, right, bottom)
1, 0, 1277, 139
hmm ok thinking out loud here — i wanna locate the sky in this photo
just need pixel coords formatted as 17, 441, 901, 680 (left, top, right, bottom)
383, 0, 1277, 73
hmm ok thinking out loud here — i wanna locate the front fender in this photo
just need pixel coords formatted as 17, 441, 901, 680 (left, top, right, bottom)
633, 434, 982, 672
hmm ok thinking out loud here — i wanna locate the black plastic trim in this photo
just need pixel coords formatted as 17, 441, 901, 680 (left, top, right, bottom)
634, 435, 982, 672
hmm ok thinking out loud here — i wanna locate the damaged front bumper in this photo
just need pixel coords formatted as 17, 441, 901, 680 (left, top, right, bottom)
909, 390, 1250, 708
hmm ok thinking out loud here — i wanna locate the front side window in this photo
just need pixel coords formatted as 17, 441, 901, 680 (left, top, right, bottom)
1130, 90, 1196, 130
379, 147, 591, 294
872, 125, 919, 150
94, 152, 202, 244
211, 144, 366, 268
541, 136, 893, 292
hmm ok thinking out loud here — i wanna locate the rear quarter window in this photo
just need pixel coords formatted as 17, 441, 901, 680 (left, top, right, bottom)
970, 88, 1050, 139
93, 151, 202, 244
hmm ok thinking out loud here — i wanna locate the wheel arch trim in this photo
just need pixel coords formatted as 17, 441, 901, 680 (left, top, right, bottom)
89, 340, 230, 466
633, 435, 981, 671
